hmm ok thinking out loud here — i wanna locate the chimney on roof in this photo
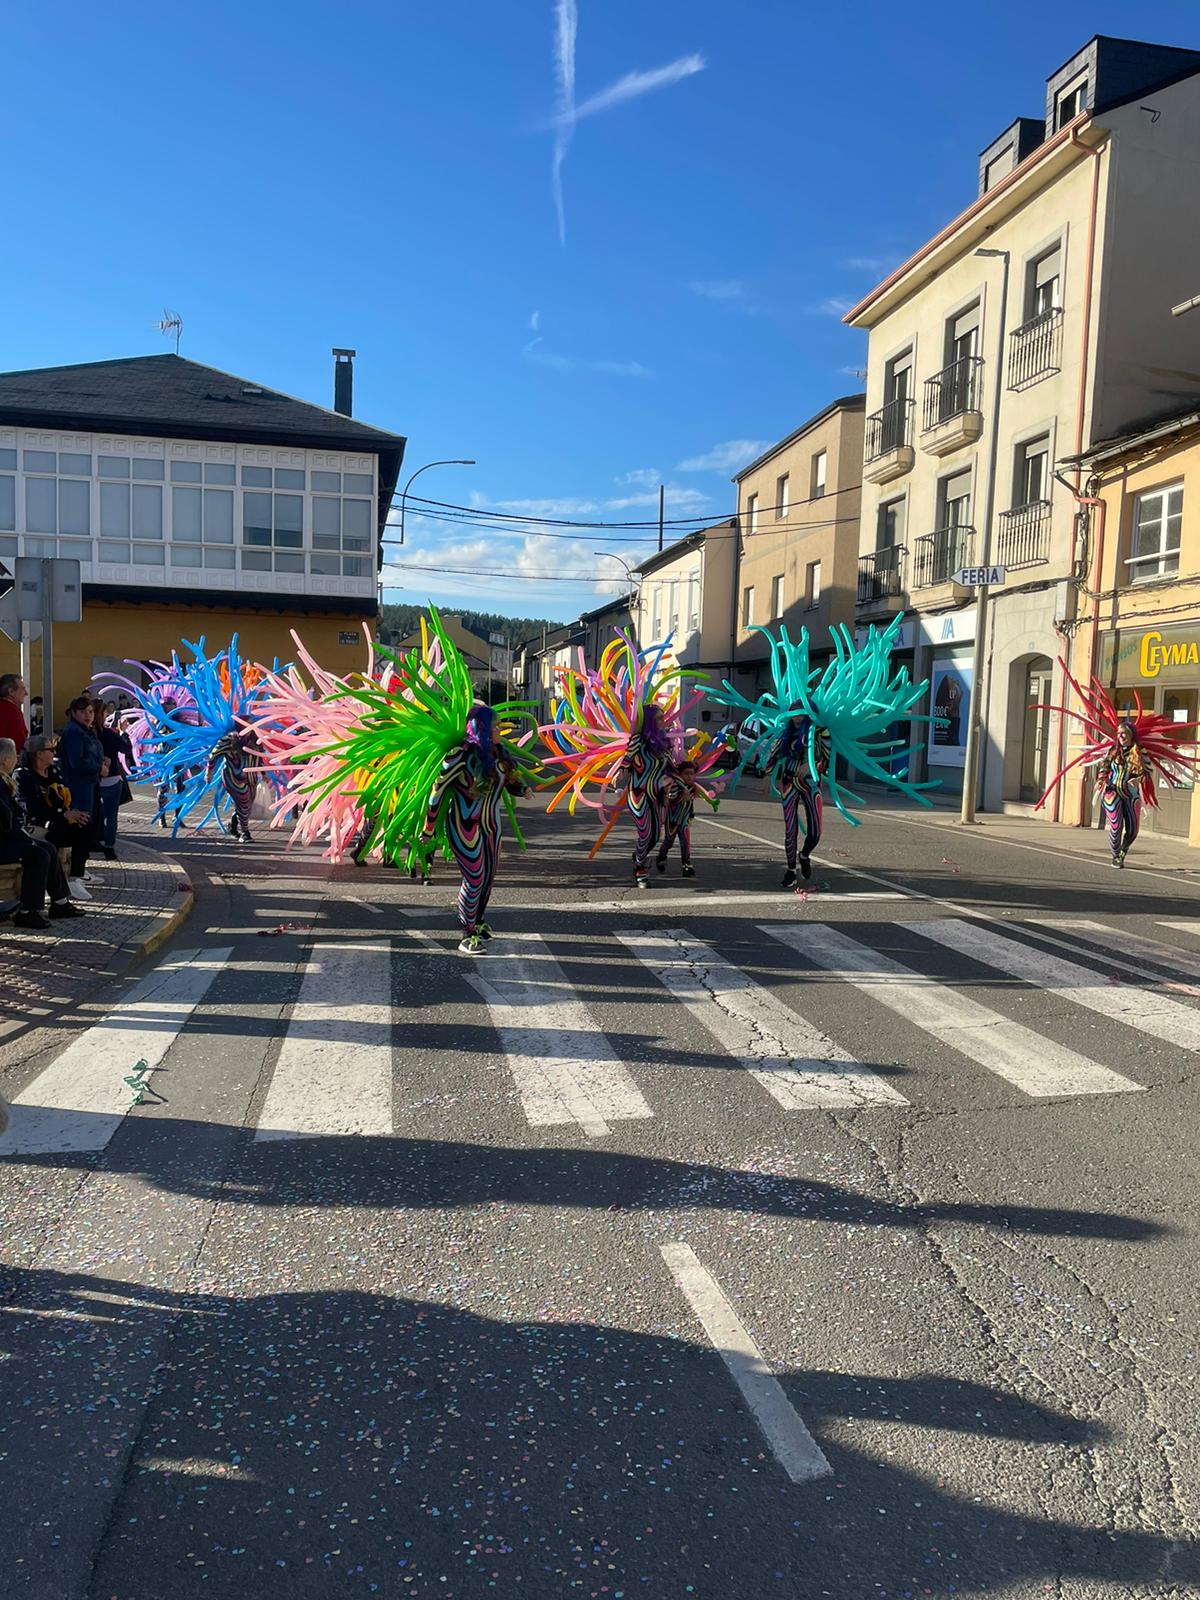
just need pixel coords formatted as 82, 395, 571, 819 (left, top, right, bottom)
332, 348, 356, 416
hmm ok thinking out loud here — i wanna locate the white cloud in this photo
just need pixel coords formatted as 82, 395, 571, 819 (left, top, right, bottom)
676, 440, 772, 474
591, 359, 653, 379
616, 467, 661, 489
530, 309, 541, 331
808, 295, 855, 318
841, 255, 894, 273
687, 279, 745, 301
604, 484, 711, 513
524, 347, 654, 379
551, 0, 578, 245
557, 54, 705, 127
492, 495, 600, 516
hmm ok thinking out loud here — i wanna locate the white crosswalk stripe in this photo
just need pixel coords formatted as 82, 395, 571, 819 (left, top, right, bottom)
256, 941, 394, 1140
464, 935, 653, 1138
616, 928, 908, 1110
1158, 919, 1200, 942
1033, 918, 1200, 990
906, 917, 1200, 1054
0, 948, 234, 1155
761, 923, 1140, 1099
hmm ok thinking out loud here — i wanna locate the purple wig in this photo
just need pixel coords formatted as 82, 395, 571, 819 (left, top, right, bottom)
639, 701, 671, 755
465, 703, 497, 772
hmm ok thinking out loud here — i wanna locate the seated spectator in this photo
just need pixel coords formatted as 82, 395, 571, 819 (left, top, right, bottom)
17, 734, 95, 898
96, 701, 134, 860
0, 736, 85, 931
0, 673, 29, 753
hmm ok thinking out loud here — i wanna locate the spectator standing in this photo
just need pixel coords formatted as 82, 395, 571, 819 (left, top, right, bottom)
57, 696, 106, 886
17, 734, 95, 895
96, 701, 134, 860
0, 673, 29, 753
0, 736, 84, 930
29, 696, 44, 737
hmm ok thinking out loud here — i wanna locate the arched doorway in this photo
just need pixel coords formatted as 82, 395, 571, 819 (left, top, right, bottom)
1018, 655, 1054, 802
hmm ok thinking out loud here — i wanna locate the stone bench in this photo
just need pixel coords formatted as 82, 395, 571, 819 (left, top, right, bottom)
0, 861, 21, 919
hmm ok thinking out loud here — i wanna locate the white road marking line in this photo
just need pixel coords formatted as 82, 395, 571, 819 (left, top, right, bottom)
255, 941, 393, 1140
584, 889, 903, 913
906, 917, 1200, 1055
345, 894, 385, 916
0, 948, 234, 1155
1159, 919, 1200, 941
762, 923, 1140, 1099
660, 1242, 831, 1485
464, 935, 652, 1138
616, 928, 907, 1110
1032, 918, 1200, 993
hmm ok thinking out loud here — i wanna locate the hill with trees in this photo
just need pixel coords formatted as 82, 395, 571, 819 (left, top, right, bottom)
377, 603, 558, 650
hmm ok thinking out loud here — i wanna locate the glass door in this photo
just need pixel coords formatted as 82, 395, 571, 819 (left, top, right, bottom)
1019, 658, 1053, 801
1153, 687, 1197, 836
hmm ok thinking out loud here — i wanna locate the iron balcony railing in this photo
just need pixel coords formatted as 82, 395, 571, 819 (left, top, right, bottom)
857, 544, 906, 606
922, 355, 984, 431
864, 396, 915, 462
913, 525, 974, 588
996, 500, 1052, 568
1007, 306, 1064, 390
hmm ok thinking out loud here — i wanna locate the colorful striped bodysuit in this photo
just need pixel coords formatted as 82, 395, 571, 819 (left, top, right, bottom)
766, 726, 829, 870
1098, 745, 1148, 864
657, 779, 695, 868
426, 745, 505, 934
624, 728, 671, 881
208, 730, 259, 839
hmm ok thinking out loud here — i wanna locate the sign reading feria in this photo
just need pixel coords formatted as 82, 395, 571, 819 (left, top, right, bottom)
951, 564, 1007, 587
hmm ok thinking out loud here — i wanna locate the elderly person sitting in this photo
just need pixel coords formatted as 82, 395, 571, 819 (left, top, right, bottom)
0, 737, 85, 931
17, 733, 95, 899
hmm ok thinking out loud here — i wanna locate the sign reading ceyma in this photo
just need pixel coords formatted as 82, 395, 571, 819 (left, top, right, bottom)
952, 564, 1007, 587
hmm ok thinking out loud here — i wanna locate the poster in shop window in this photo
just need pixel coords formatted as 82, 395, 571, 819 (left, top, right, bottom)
928, 660, 972, 767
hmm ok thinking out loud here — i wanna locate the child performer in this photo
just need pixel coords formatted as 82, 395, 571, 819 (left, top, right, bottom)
1098, 718, 1149, 868
656, 758, 720, 877
422, 704, 527, 954
766, 716, 830, 888
621, 702, 672, 889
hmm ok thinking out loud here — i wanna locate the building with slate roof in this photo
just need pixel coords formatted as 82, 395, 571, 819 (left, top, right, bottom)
0, 352, 406, 720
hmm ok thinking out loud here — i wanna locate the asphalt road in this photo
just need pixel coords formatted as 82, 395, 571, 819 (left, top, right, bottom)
1, 794, 1198, 1599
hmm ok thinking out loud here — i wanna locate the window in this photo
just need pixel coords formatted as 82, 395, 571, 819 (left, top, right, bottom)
242, 491, 303, 575
747, 493, 760, 534
877, 495, 906, 550
770, 573, 784, 618
805, 561, 822, 609
239, 464, 304, 489
98, 455, 165, 566
23, 449, 91, 544
1056, 77, 1087, 129
651, 584, 662, 637
884, 348, 913, 408
811, 451, 827, 498
1026, 246, 1062, 320
0, 446, 14, 534
687, 569, 700, 629
938, 468, 973, 528
667, 578, 680, 631
774, 473, 789, 520
947, 302, 980, 367
1127, 486, 1182, 582
1014, 435, 1049, 507
310, 491, 373, 577
983, 147, 1013, 193
742, 584, 755, 626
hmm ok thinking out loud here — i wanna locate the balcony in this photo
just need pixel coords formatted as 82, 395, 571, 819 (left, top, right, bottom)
863, 398, 915, 485
913, 525, 974, 589
1008, 307, 1063, 391
921, 356, 984, 456
857, 544, 906, 609
996, 500, 1052, 568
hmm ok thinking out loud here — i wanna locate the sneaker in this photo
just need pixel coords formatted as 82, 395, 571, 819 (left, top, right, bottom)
238, 831, 253, 844
12, 909, 51, 930
476, 922, 493, 941
68, 879, 93, 902
103, 847, 118, 861
655, 856, 667, 873
799, 856, 812, 881
681, 863, 696, 878
81, 871, 97, 885
1115, 852, 1126, 868
457, 933, 486, 955
49, 901, 86, 919
635, 875, 650, 891
781, 867, 798, 889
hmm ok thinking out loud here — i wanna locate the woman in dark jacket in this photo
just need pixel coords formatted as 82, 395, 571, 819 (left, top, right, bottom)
0, 736, 84, 930
57, 696, 107, 819
17, 734, 95, 894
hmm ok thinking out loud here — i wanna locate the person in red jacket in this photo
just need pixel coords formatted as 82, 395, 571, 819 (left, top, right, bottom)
0, 673, 29, 753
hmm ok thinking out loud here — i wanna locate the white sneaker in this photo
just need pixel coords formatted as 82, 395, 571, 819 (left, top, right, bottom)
82, 871, 97, 885
68, 878, 93, 902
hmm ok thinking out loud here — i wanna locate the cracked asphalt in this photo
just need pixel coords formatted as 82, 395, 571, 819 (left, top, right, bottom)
0, 795, 1197, 1599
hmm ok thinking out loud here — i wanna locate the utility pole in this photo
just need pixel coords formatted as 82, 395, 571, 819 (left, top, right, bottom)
961, 247, 1010, 825
658, 483, 665, 553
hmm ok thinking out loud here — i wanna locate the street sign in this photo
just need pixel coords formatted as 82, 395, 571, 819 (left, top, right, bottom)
952, 564, 1007, 587
0, 558, 12, 600
15, 556, 82, 623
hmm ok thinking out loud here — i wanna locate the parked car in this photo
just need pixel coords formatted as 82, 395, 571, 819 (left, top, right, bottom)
715, 717, 771, 775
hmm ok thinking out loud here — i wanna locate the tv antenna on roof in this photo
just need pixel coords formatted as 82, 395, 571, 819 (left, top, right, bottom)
156, 310, 184, 354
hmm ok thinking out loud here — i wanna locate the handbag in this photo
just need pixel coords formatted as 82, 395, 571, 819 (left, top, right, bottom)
119, 777, 134, 807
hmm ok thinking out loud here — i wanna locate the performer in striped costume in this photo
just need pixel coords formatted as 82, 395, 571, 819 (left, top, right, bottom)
208, 727, 260, 843
423, 704, 528, 953
766, 718, 831, 887
1097, 720, 1149, 867
621, 703, 672, 888
656, 759, 719, 877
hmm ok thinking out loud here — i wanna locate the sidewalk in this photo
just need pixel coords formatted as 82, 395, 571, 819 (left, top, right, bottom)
0, 841, 194, 1049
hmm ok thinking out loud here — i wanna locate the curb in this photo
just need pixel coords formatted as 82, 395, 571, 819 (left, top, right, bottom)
109, 849, 195, 972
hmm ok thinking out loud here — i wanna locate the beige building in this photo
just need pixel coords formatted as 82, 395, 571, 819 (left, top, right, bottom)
633, 521, 737, 731
846, 34, 1200, 812
1060, 404, 1200, 844
730, 397, 865, 699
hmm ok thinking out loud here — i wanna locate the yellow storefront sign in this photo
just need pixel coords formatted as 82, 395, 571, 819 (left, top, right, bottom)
1139, 629, 1200, 678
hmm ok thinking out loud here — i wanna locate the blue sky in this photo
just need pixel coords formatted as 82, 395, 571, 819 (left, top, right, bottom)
5, 0, 1198, 620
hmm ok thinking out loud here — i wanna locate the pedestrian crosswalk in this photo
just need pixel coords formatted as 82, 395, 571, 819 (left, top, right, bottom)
7, 915, 1200, 1156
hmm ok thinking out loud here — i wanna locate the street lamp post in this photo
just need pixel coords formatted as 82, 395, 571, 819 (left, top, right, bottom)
960, 247, 1010, 826
593, 551, 641, 644
397, 459, 476, 547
